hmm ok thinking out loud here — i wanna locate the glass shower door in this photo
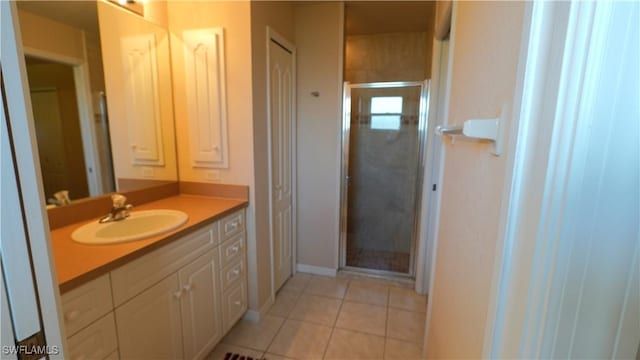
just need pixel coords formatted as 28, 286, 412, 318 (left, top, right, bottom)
343, 82, 426, 275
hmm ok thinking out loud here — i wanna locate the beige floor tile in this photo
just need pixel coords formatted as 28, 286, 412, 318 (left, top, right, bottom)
263, 353, 296, 360
222, 315, 285, 351
207, 343, 264, 360
388, 288, 427, 313
289, 294, 342, 326
386, 308, 425, 343
335, 301, 387, 336
345, 281, 389, 306
269, 289, 301, 318
324, 328, 385, 360
383, 338, 424, 360
304, 276, 349, 299
282, 273, 313, 295
267, 319, 332, 360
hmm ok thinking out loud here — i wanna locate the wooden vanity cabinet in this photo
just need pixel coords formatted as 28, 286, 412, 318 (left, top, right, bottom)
61, 210, 247, 360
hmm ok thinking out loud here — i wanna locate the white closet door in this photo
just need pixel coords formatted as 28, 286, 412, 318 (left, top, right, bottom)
269, 38, 294, 291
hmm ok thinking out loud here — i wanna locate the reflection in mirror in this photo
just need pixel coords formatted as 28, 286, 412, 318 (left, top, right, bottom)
24, 56, 114, 202
17, 1, 115, 206
97, 1, 178, 191
16, 0, 178, 206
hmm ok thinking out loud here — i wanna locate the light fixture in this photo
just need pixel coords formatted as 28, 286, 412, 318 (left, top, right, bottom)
110, 0, 145, 16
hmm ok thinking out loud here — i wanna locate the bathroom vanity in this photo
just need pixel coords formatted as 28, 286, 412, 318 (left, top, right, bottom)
51, 194, 248, 360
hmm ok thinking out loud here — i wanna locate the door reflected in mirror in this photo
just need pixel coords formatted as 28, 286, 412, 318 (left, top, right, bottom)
24, 56, 115, 204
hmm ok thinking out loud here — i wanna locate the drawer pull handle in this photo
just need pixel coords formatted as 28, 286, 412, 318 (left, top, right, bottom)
173, 290, 183, 299
234, 300, 242, 306
232, 269, 240, 276
65, 310, 81, 321
183, 283, 193, 292
230, 245, 239, 253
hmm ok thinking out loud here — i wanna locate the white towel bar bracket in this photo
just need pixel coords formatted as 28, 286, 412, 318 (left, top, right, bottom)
435, 104, 507, 156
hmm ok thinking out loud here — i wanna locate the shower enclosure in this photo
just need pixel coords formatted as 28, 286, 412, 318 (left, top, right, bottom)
340, 81, 428, 276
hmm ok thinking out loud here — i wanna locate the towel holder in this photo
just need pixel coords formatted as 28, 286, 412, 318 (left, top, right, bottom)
435, 104, 507, 156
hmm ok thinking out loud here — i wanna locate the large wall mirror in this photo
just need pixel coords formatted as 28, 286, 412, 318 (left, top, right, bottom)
17, 0, 178, 207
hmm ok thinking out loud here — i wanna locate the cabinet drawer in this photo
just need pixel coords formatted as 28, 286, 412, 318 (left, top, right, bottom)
220, 259, 245, 292
111, 223, 219, 306
221, 211, 244, 241
222, 280, 247, 332
67, 313, 118, 360
61, 274, 113, 336
219, 234, 245, 269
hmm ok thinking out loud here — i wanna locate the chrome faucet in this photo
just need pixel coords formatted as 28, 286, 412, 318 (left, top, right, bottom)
99, 194, 133, 223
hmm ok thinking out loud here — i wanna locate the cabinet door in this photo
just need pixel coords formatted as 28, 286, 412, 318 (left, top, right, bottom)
178, 249, 222, 360
66, 313, 118, 360
115, 274, 183, 360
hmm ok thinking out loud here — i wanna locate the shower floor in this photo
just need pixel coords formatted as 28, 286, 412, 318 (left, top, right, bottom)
346, 247, 410, 273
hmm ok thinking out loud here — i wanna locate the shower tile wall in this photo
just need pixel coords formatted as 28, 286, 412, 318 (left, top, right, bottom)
346, 86, 421, 273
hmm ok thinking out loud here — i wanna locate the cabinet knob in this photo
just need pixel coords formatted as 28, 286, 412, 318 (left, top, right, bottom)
234, 300, 242, 306
231, 245, 240, 253
232, 269, 240, 276
173, 290, 183, 299
183, 283, 193, 292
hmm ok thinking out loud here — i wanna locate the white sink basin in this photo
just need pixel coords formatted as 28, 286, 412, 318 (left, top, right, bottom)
71, 209, 189, 245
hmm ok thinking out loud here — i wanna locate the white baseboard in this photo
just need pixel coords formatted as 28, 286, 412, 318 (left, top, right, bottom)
296, 263, 337, 277
243, 295, 274, 322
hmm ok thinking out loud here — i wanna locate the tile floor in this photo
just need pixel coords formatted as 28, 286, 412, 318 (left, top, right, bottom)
346, 247, 411, 274
207, 272, 427, 360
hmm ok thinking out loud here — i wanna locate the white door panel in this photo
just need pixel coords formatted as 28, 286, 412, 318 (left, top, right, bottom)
269, 38, 294, 291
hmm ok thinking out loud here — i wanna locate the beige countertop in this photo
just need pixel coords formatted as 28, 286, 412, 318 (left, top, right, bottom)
51, 194, 248, 293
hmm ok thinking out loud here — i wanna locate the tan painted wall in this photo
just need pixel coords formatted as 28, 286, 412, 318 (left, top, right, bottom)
345, 32, 430, 83
97, 1, 178, 183
294, 2, 344, 270
426, 2, 525, 357
18, 9, 84, 62
250, 2, 295, 303
144, 0, 169, 28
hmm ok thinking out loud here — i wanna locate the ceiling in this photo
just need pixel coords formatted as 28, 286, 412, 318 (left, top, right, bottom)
16, 0, 99, 33
345, 1, 436, 36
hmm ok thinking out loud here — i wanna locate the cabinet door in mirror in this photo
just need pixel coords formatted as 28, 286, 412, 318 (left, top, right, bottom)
97, 1, 178, 189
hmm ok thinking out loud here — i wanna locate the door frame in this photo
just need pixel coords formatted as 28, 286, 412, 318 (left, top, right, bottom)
338, 81, 430, 278
266, 27, 297, 299
1, 2, 67, 357
23, 37, 104, 196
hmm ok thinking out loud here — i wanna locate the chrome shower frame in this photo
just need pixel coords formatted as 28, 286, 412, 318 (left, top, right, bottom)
339, 80, 431, 278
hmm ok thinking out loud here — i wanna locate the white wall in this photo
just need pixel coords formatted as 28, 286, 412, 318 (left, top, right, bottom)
426, 2, 526, 357
294, 2, 344, 271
